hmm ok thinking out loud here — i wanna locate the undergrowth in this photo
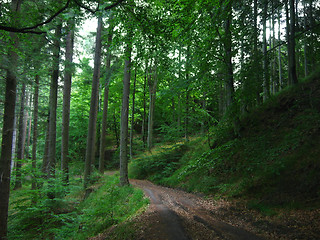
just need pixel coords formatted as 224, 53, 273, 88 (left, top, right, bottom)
130, 76, 320, 213
8, 171, 148, 239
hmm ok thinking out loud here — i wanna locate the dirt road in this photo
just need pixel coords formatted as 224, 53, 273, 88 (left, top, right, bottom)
130, 179, 263, 240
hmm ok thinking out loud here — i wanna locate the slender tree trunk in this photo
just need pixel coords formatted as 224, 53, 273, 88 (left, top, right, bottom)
46, 23, 62, 180
0, 0, 21, 237
42, 118, 50, 174
141, 62, 147, 146
14, 83, 26, 190
119, 33, 133, 186
61, 16, 75, 183
99, 16, 113, 173
31, 75, 39, 190
303, 0, 309, 77
278, 7, 283, 90
263, 0, 269, 102
288, 0, 298, 85
224, 6, 234, 110
84, 16, 103, 189
147, 66, 158, 150
129, 68, 137, 158
185, 46, 190, 141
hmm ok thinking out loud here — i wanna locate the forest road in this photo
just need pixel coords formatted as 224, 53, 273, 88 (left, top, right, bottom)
130, 179, 263, 240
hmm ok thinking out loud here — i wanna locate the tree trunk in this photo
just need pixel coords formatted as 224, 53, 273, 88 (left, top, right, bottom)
129, 68, 137, 158
0, 0, 21, 237
263, 0, 269, 102
84, 16, 103, 189
278, 7, 283, 90
42, 117, 50, 174
303, 0, 308, 77
141, 62, 147, 146
99, 15, 113, 173
224, 5, 234, 110
46, 22, 62, 180
288, 0, 298, 85
147, 66, 158, 150
119, 33, 132, 186
14, 83, 26, 190
61, 16, 75, 183
31, 75, 39, 190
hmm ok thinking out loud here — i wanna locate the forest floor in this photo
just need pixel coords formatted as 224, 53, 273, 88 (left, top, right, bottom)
99, 179, 320, 240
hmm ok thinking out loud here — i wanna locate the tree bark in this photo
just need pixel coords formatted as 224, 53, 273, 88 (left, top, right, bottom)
278, 7, 283, 90
46, 22, 62, 180
14, 83, 26, 190
99, 15, 113, 173
288, 0, 298, 85
84, 15, 103, 188
61, 16, 75, 183
141, 61, 147, 146
119, 33, 132, 186
129, 68, 137, 158
224, 5, 234, 110
0, 0, 21, 238
31, 75, 39, 190
263, 0, 270, 102
147, 66, 158, 150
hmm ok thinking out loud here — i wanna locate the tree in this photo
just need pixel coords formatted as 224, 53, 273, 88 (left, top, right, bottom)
147, 64, 158, 150
0, 0, 21, 238
99, 13, 114, 173
61, 14, 75, 183
288, 0, 298, 85
119, 30, 133, 186
84, 14, 103, 189
13, 83, 27, 190
45, 22, 62, 181
31, 74, 39, 190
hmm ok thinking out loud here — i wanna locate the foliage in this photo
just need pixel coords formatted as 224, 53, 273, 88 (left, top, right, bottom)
129, 143, 189, 184
8, 172, 148, 240
130, 76, 320, 207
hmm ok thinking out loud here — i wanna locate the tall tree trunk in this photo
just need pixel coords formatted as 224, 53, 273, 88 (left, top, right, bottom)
147, 66, 158, 150
42, 118, 50, 174
253, 0, 261, 105
14, 83, 26, 190
61, 16, 75, 183
119, 32, 133, 186
185, 46, 190, 141
46, 22, 62, 180
31, 75, 39, 190
278, 7, 283, 90
99, 15, 113, 173
263, 0, 269, 102
129, 68, 137, 158
84, 16, 103, 189
288, 0, 298, 85
303, 0, 309, 77
141, 61, 147, 146
224, 6, 234, 110
0, 0, 21, 237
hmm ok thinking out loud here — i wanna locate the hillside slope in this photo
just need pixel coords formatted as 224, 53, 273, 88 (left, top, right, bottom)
130, 73, 320, 208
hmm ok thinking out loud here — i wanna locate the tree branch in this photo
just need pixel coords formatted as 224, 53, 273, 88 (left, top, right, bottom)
0, 0, 71, 34
74, 0, 126, 14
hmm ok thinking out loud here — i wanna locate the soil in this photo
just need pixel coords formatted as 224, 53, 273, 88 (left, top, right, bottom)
96, 179, 320, 240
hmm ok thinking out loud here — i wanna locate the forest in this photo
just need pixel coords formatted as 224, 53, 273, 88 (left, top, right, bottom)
1, 0, 320, 239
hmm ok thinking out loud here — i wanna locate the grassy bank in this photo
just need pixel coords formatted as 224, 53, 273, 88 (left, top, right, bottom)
8, 172, 148, 239
130, 76, 320, 212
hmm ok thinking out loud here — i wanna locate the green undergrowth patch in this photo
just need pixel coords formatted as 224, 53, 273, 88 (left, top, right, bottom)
8, 172, 148, 240
130, 76, 320, 210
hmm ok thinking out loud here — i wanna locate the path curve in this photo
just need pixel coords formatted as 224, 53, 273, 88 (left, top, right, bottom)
131, 179, 263, 240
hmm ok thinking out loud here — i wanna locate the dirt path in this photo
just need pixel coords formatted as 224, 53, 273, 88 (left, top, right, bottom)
130, 179, 263, 240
